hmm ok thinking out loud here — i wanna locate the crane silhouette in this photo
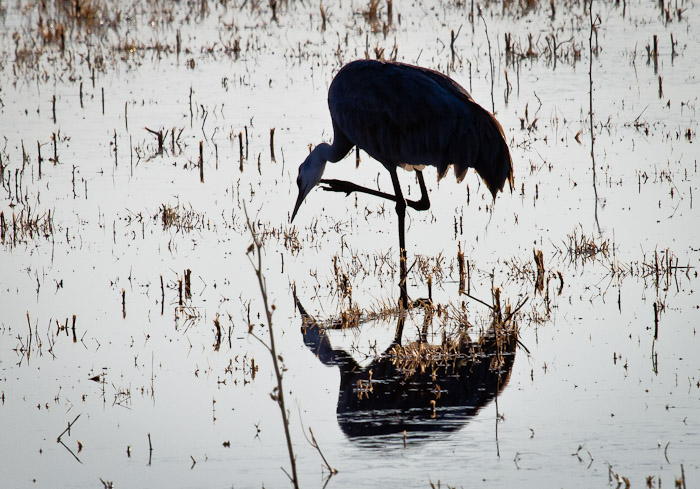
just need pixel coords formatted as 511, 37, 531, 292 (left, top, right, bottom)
291, 60, 514, 309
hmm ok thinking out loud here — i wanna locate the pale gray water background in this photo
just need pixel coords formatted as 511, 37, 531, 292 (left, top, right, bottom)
0, 0, 698, 488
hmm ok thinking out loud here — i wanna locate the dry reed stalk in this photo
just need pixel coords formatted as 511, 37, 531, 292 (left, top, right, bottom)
244, 205, 299, 489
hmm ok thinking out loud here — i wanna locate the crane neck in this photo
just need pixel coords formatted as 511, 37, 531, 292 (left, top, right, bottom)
315, 141, 349, 164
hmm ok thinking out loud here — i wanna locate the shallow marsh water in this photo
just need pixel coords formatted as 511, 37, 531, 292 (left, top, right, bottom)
0, 0, 698, 488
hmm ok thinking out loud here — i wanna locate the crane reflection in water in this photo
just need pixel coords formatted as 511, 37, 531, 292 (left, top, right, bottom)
297, 299, 518, 440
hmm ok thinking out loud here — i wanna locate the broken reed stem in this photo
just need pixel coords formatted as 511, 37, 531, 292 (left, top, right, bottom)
213, 315, 222, 350
1, 151, 6, 187
534, 249, 545, 294
53, 133, 58, 164
457, 242, 466, 295
26, 311, 33, 359
37, 141, 42, 179
470, 0, 475, 30
239, 132, 244, 171
160, 275, 165, 315
145, 127, 164, 155
467, 258, 471, 294
57, 414, 81, 442
199, 141, 204, 183
184, 269, 192, 299
189, 86, 193, 124
653, 301, 659, 339
681, 463, 687, 489
244, 205, 299, 489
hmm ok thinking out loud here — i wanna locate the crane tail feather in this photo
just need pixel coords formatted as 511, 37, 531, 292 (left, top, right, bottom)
462, 110, 514, 200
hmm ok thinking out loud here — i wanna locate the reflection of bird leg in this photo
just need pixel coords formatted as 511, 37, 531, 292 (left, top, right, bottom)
394, 314, 406, 345
320, 170, 430, 211
388, 167, 409, 311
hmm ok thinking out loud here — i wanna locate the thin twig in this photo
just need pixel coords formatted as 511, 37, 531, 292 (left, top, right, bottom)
57, 414, 81, 442
297, 404, 338, 476
502, 297, 531, 354
462, 291, 494, 310
479, 11, 496, 114
57, 414, 83, 463
309, 427, 337, 475
58, 439, 82, 463
502, 296, 529, 324
244, 204, 299, 489
588, 0, 601, 233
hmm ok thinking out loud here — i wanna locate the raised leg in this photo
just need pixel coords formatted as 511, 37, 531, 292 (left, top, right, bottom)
387, 167, 409, 312
320, 170, 430, 211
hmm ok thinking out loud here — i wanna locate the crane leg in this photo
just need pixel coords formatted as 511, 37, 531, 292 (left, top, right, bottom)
320, 175, 430, 211
412, 170, 431, 211
388, 167, 409, 313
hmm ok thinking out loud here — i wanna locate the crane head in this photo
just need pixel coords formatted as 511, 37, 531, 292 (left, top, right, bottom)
291, 149, 326, 223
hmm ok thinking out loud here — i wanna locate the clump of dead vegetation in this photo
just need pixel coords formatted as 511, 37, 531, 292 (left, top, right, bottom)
158, 202, 209, 232
388, 316, 518, 381
362, 0, 393, 34
560, 226, 610, 266
0, 207, 55, 249
391, 288, 522, 370
1, 147, 57, 249
606, 247, 694, 289
11, 0, 115, 71
5, 0, 239, 80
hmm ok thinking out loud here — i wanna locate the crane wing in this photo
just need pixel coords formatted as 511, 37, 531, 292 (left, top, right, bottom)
329, 61, 476, 178
327, 60, 513, 197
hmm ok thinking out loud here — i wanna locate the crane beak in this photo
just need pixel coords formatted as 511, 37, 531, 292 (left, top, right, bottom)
290, 190, 305, 223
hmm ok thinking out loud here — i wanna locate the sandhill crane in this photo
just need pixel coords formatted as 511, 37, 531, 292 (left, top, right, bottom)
292, 60, 513, 309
